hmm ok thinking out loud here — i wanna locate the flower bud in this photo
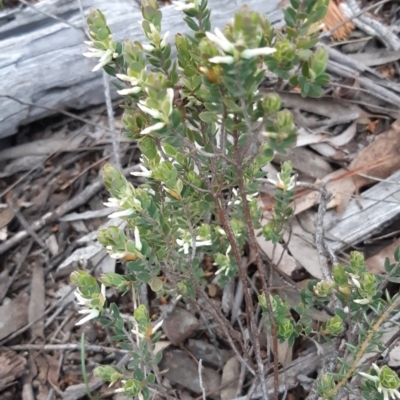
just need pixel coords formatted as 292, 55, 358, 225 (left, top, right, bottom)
263, 93, 281, 114
277, 319, 294, 339
322, 315, 343, 336
313, 280, 335, 297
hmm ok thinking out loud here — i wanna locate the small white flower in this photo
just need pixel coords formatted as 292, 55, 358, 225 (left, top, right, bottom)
354, 298, 372, 305
359, 364, 400, 400
241, 47, 276, 58
172, 1, 196, 11
160, 31, 170, 48
83, 49, 105, 58
140, 122, 166, 135
166, 88, 174, 115
142, 44, 155, 52
117, 86, 141, 96
131, 165, 152, 178
76, 309, 100, 326
116, 74, 141, 85
74, 284, 106, 326
206, 28, 234, 53
138, 103, 163, 119
134, 226, 142, 251
176, 230, 212, 255
104, 198, 121, 208
92, 49, 113, 72
176, 238, 190, 255
108, 209, 134, 219
75, 288, 92, 308
209, 55, 235, 64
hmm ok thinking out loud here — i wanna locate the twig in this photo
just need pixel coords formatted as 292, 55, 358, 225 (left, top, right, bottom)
0, 165, 137, 255
296, 182, 332, 280
17, 0, 83, 32
102, 71, 121, 169
343, 0, 400, 50
0, 95, 115, 134
0, 240, 32, 303
9, 343, 129, 353
198, 359, 207, 400
320, 0, 392, 39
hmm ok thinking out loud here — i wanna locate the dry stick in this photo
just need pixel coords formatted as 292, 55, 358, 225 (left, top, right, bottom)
320, 0, 392, 39
0, 95, 114, 134
345, 0, 400, 50
17, 0, 84, 31
198, 359, 206, 400
102, 70, 121, 170
235, 84, 278, 399
296, 182, 344, 400
0, 165, 136, 255
9, 343, 129, 353
0, 240, 32, 302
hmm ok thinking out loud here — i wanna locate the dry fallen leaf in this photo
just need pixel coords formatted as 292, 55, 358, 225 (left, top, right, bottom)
0, 294, 29, 341
350, 119, 400, 190
29, 260, 45, 339
0, 347, 27, 390
365, 238, 400, 275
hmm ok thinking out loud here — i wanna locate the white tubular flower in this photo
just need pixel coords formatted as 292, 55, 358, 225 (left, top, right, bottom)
176, 229, 212, 255
104, 198, 121, 208
209, 56, 235, 64
75, 284, 106, 326
176, 238, 190, 255
117, 86, 141, 96
108, 209, 134, 219
140, 122, 166, 135
353, 297, 372, 305
166, 88, 174, 115
142, 44, 155, 52
131, 165, 152, 178
138, 103, 163, 119
160, 31, 170, 49
205, 28, 276, 64
92, 49, 114, 72
172, 1, 196, 11
116, 74, 141, 85
83, 48, 106, 58
206, 28, 234, 53
241, 47, 276, 58
76, 309, 100, 326
359, 364, 400, 400
134, 226, 142, 251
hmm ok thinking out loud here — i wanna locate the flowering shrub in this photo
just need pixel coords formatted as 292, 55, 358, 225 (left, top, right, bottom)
71, 0, 400, 398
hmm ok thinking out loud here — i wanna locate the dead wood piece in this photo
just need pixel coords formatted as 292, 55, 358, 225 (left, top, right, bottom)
326, 170, 400, 252
234, 343, 333, 399
0, 347, 27, 390
0, 0, 284, 139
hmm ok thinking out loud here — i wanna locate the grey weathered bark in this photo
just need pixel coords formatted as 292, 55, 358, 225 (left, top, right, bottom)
0, 0, 283, 139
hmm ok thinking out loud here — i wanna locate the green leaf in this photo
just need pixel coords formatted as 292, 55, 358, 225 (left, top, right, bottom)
290, 0, 300, 10
314, 73, 330, 85
283, 8, 296, 28
308, 84, 324, 98
183, 17, 199, 31
395, 246, 400, 262
334, 308, 347, 321
199, 111, 217, 123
